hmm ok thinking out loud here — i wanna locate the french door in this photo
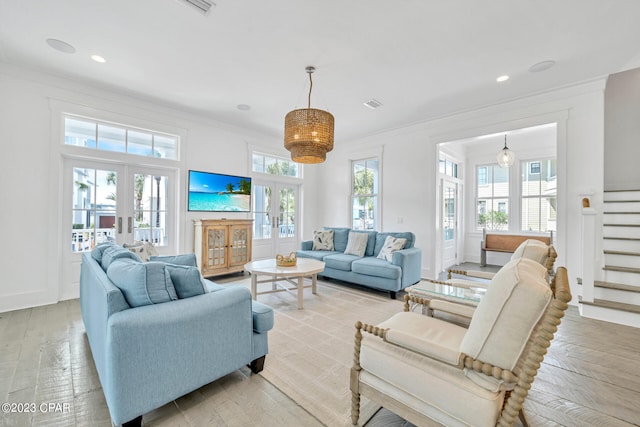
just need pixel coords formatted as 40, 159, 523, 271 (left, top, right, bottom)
252, 181, 299, 260
442, 180, 459, 270
62, 158, 176, 294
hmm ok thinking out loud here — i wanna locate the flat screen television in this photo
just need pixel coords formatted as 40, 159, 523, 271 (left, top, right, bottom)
188, 170, 252, 212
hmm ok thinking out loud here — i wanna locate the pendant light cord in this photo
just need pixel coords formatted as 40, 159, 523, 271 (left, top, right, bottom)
307, 71, 313, 109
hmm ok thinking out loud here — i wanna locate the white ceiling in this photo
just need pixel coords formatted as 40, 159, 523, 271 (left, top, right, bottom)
1, 0, 639, 142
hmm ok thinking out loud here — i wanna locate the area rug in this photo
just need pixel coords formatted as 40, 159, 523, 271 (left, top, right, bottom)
228, 277, 407, 426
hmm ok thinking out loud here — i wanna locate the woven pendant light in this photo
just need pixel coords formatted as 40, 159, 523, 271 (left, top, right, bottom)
284, 66, 334, 164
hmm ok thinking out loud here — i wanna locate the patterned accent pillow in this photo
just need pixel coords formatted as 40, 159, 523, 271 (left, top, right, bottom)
123, 241, 158, 262
344, 232, 369, 257
376, 236, 407, 262
312, 230, 335, 251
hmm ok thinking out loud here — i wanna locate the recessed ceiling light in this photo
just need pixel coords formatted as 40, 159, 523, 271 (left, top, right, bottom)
91, 55, 106, 63
46, 38, 76, 54
529, 60, 556, 73
496, 75, 510, 83
237, 104, 251, 111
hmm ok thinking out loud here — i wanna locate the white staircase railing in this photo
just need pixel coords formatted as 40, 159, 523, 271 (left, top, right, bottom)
580, 200, 597, 304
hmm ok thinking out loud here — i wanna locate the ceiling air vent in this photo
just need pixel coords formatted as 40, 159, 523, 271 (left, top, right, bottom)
363, 99, 383, 109
182, 0, 215, 14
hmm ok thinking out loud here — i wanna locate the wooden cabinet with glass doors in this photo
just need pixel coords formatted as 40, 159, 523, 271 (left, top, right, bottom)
193, 219, 253, 277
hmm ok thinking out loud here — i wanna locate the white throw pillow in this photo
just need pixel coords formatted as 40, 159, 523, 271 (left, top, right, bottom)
510, 239, 549, 265
344, 232, 369, 257
376, 236, 407, 262
312, 230, 335, 251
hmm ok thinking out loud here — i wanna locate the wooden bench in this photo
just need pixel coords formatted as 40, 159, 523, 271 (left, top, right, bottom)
481, 228, 553, 266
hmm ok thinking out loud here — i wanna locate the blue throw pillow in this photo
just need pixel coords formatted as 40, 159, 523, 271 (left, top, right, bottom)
150, 253, 198, 267
91, 242, 117, 263
164, 264, 207, 299
101, 246, 143, 271
324, 227, 350, 252
106, 259, 178, 307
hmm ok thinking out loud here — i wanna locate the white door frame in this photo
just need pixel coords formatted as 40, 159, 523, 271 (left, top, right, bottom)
442, 179, 461, 270
60, 157, 177, 300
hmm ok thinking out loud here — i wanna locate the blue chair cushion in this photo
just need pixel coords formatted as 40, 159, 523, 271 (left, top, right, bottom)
251, 301, 275, 333
203, 279, 226, 293
150, 253, 198, 267
352, 257, 402, 280
296, 250, 340, 261
323, 253, 361, 271
101, 246, 143, 271
164, 264, 206, 299
106, 259, 178, 307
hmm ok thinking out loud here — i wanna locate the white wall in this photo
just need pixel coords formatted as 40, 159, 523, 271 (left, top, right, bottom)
604, 67, 640, 190
0, 59, 608, 312
0, 63, 285, 313
315, 79, 607, 305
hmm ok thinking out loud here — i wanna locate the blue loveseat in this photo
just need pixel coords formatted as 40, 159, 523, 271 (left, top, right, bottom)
296, 227, 422, 298
79, 245, 274, 426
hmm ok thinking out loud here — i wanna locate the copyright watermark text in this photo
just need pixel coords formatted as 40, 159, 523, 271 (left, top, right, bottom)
2, 402, 71, 414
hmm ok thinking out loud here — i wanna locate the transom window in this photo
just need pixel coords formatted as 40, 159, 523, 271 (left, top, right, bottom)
352, 158, 379, 230
252, 152, 300, 178
439, 155, 459, 178
64, 115, 178, 160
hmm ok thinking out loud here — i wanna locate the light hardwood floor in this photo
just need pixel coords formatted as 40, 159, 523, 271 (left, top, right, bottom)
1, 273, 640, 426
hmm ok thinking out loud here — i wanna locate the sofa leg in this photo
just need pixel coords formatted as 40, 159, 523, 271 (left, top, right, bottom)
389, 291, 397, 300
122, 415, 142, 427
250, 356, 266, 374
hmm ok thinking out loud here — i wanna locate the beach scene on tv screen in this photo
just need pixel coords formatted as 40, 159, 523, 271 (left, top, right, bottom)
189, 171, 251, 212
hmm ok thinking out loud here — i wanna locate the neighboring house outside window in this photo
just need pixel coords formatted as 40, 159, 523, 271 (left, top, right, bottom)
476, 164, 509, 230
522, 159, 557, 232
475, 158, 557, 233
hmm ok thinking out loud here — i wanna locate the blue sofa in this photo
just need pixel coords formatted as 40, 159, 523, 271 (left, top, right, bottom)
79, 246, 274, 426
296, 227, 422, 298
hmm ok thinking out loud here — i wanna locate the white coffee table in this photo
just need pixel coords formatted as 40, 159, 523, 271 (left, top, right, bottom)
244, 258, 325, 309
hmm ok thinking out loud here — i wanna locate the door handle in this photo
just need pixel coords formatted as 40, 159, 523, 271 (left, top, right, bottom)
117, 217, 122, 234
128, 217, 133, 233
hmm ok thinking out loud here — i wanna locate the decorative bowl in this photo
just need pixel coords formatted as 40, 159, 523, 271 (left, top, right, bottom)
276, 252, 297, 267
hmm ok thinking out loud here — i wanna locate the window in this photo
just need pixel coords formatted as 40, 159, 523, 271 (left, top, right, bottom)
352, 158, 379, 230
252, 152, 300, 178
439, 155, 459, 178
530, 162, 541, 174
477, 166, 488, 186
522, 159, 557, 232
476, 165, 509, 230
72, 168, 117, 252
64, 115, 178, 160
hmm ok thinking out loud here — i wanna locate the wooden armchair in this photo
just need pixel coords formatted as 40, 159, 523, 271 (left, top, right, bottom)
351, 259, 571, 427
